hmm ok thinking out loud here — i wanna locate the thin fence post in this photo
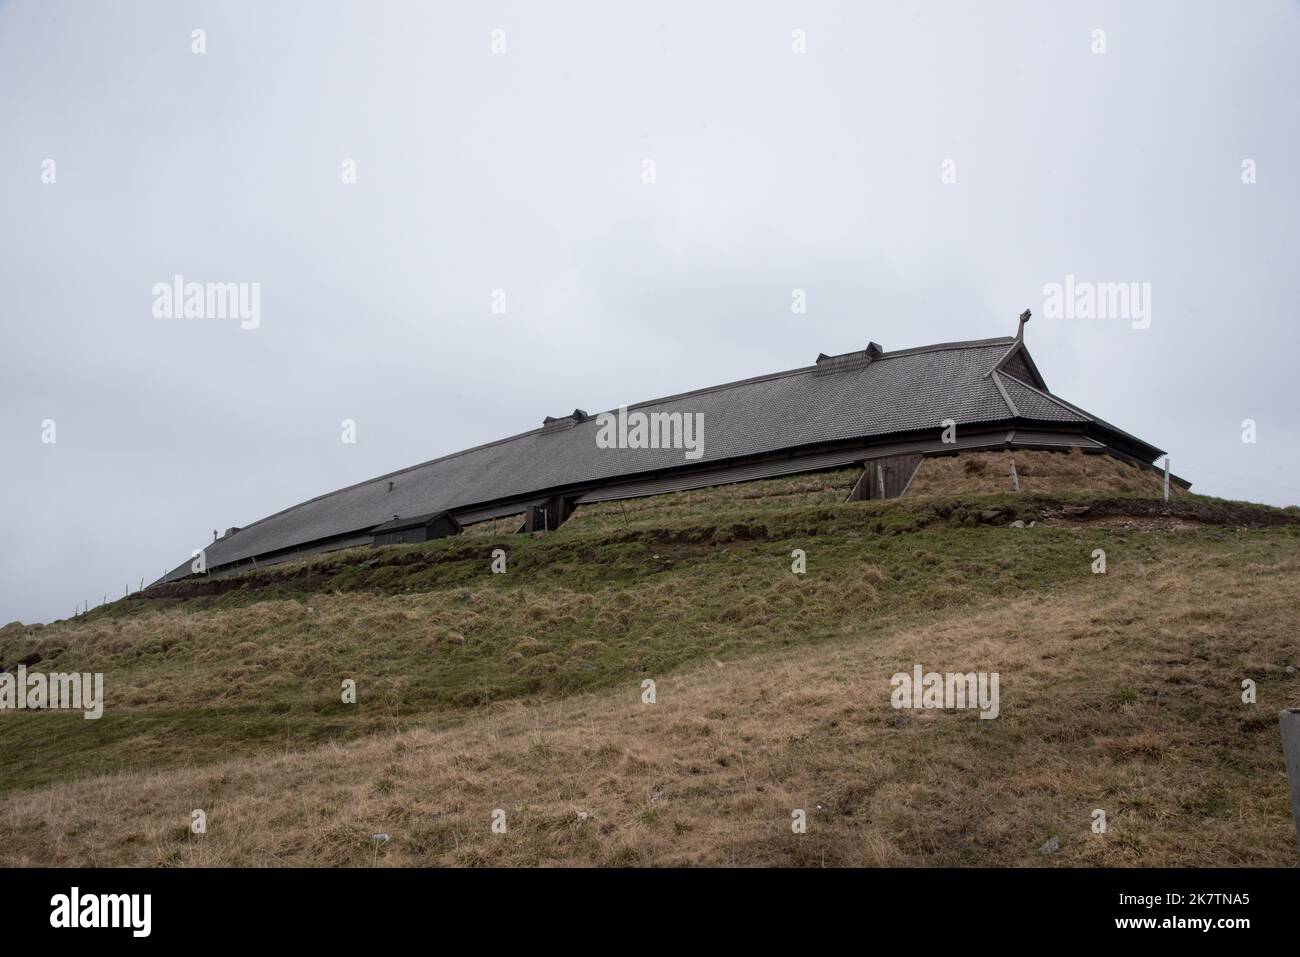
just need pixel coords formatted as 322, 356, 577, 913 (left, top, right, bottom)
1163, 455, 1170, 502
1010, 459, 1020, 492
1281, 710, 1300, 857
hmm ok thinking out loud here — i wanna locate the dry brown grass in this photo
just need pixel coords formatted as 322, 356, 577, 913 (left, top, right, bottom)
906, 448, 1177, 498
4, 541, 1297, 867
563, 469, 860, 532
461, 514, 525, 538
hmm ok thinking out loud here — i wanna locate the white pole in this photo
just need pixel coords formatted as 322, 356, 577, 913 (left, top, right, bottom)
876, 463, 885, 498
1010, 459, 1020, 492
1163, 455, 1170, 502
1281, 710, 1300, 856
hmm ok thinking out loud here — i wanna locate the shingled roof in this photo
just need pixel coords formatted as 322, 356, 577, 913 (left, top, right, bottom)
161, 334, 1165, 579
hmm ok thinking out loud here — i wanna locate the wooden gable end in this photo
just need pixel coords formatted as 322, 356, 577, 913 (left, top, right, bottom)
1001, 350, 1035, 384
993, 343, 1048, 391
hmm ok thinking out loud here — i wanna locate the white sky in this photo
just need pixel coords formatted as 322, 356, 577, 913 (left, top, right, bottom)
2, 0, 1298, 624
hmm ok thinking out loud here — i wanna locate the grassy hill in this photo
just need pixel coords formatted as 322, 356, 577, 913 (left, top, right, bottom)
2, 473, 1298, 866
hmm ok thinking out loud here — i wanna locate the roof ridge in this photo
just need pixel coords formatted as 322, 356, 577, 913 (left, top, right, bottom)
880, 335, 1014, 361
616, 336, 1014, 411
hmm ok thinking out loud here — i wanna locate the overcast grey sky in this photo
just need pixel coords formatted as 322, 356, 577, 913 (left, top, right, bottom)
2, 0, 1298, 625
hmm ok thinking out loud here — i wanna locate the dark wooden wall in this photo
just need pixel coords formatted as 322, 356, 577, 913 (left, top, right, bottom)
847, 454, 923, 500
428, 515, 461, 539
1000, 350, 1036, 385
373, 526, 425, 546
373, 514, 462, 546
523, 495, 576, 532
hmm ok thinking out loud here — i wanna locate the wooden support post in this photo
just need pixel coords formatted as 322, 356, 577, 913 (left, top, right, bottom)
1010, 458, 1020, 492
1163, 456, 1170, 502
845, 464, 871, 502
876, 463, 885, 499
521, 506, 545, 533
1281, 710, 1300, 857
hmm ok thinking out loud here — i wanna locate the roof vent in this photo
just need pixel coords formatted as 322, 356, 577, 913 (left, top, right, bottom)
814, 347, 879, 375
542, 409, 587, 432
866, 341, 884, 358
